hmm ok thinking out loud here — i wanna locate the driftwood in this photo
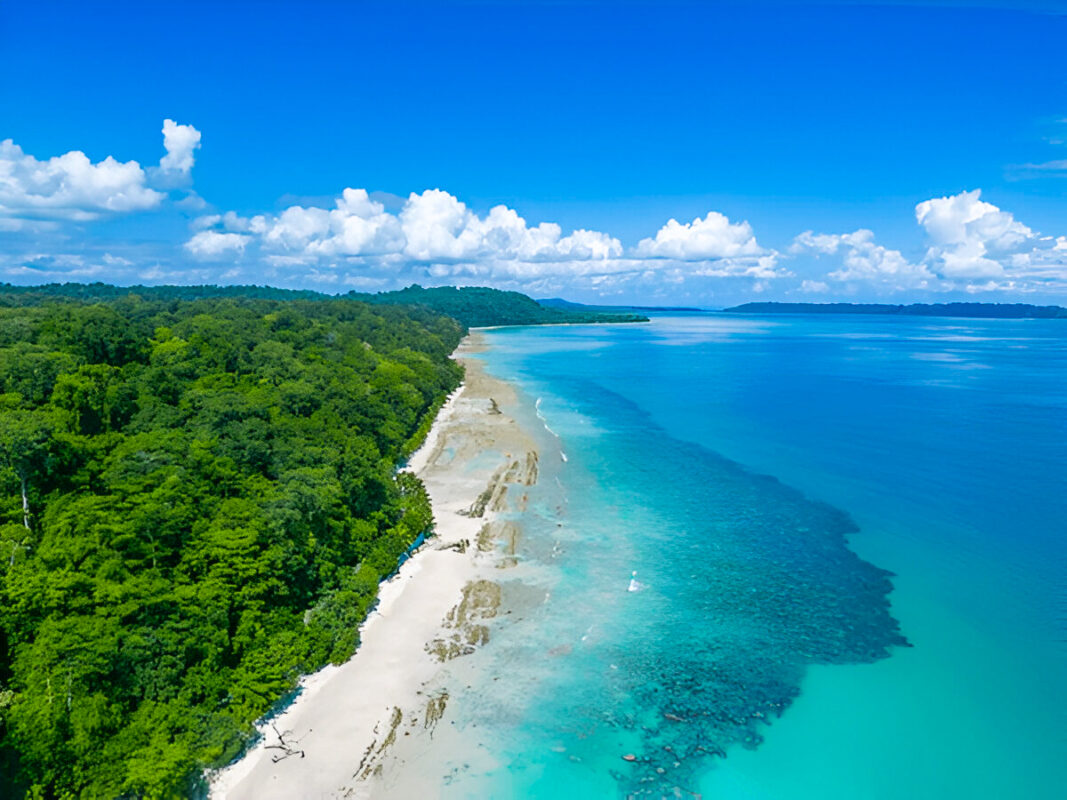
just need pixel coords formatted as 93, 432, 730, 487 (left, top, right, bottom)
265, 722, 306, 762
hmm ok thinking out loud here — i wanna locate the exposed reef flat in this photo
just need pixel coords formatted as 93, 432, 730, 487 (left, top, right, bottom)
209, 333, 540, 799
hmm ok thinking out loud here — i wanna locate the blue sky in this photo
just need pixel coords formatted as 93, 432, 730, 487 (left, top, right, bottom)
2, 0, 1066, 305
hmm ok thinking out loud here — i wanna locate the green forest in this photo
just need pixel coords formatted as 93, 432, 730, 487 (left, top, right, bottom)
357, 284, 649, 326
0, 291, 465, 798
0, 283, 649, 328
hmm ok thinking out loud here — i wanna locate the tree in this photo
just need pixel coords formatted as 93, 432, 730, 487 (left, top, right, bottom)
0, 410, 54, 532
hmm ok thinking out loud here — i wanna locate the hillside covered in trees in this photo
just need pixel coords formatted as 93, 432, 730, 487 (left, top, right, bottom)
0, 283, 649, 328
360, 284, 648, 326
0, 292, 464, 797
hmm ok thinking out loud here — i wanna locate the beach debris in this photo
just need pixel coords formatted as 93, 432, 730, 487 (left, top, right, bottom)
265, 722, 306, 762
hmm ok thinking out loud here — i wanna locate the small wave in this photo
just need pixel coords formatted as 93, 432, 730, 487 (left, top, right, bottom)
535, 396, 561, 438
560, 451, 568, 462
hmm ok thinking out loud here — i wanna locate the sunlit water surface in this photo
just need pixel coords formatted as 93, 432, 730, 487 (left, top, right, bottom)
409, 314, 1066, 800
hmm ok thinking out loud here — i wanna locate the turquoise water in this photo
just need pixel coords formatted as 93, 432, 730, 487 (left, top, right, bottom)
426, 314, 1066, 799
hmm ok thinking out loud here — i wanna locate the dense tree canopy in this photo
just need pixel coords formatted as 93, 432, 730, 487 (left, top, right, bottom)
0, 294, 464, 798
0, 282, 650, 327
357, 284, 649, 326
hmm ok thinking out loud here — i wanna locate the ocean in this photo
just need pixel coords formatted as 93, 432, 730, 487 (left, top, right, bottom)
408, 313, 1066, 799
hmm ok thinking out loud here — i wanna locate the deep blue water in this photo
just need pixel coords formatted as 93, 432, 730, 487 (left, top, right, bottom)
416, 313, 1067, 799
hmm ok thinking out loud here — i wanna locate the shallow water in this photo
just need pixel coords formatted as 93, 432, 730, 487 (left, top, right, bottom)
409, 314, 1067, 799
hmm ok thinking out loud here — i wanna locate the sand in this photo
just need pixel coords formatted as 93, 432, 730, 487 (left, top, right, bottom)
208, 333, 539, 800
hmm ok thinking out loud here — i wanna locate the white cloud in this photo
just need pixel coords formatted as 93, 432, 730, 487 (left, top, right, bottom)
399, 189, 478, 260
174, 191, 207, 211
8, 120, 1067, 303
185, 187, 793, 294
916, 190, 1032, 249
688, 253, 783, 279
399, 189, 622, 263
1016, 159, 1067, 173
0, 217, 59, 233
184, 230, 250, 258
159, 119, 201, 175
183, 189, 790, 291
0, 249, 169, 283
793, 190, 1066, 294
916, 189, 1034, 279
271, 190, 403, 257
0, 119, 202, 228
191, 213, 223, 231
192, 210, 257, 233
0, 139, 163, 222
102, 253, 133, 267
2, 253, 109, 279
261, 205, 332, 250
792, 229, 938, 289
634, 211, 765, 260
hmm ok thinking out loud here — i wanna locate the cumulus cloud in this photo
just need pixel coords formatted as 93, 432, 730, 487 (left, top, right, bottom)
184, 230, 250, 258
634, 211, 765, 261
186, 188, 790, 292
0, 119, 203, 229
258, 189, 404, 257
0, 139, 163, 224
793, 189, 1065, 294
792, 229, 937, 288
399, 189, 622, 263
916, 189, 1034, 279
9, 120, 1067, 303
159, 119, 201, 175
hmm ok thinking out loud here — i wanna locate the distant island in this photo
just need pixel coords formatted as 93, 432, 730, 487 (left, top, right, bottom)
724, 302, 1067, 320
0, 283, 649, 328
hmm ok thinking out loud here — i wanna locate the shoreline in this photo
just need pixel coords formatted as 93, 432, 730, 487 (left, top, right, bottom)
209, 332, 540, 799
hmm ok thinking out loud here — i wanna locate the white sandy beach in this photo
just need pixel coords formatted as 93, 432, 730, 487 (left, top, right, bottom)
209, 334, 539, 800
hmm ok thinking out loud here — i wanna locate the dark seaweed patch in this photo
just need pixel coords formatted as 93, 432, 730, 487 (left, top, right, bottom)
538, 379, 908, 798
